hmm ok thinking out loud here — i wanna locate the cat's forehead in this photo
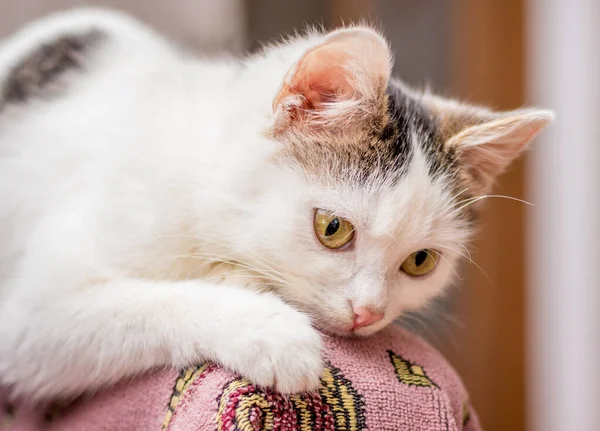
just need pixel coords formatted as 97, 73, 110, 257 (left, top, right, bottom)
279, 81, 475, 225
281, 82, 460, 188
311, 144, 459, 229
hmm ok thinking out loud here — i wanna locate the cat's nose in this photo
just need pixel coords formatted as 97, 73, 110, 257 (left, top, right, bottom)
352, 306, 384, 330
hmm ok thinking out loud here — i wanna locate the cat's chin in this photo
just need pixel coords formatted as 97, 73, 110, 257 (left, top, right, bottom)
351, 325, 387, 338
313, 323, 353, 337
317, 323, 386, 338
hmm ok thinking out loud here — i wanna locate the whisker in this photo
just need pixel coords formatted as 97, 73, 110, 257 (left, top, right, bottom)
384, 231, 401, 247
437, 245, 491, 285
428, 249, 461, 281
448, 239, 472, 263
151, 234, 289, 279
450, 187, 470, 202
451, 194, 533, 217
401, 312, 443, 348
159, 251, 291, 286
189, 254, 291, 286
207, 237, 282, 272
421, 308, 462, 351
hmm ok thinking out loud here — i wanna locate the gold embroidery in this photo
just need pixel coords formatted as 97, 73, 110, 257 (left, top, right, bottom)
319, 366, 362, 430
462, 400, 471, 425
217, 363, 366, 430
289, 395, 312, 431
217, 378, 275, 431
162, 363, 211, 430
1, 405, 15, 429
388, 350, 438, 388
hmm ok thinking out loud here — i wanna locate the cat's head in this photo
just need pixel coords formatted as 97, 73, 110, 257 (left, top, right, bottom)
237, 27, 553, 336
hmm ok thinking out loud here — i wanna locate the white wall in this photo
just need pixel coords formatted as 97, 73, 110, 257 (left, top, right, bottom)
527, 1, 600, 430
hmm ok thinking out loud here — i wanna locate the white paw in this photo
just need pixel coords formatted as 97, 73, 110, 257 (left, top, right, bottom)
219, 304, 324, 394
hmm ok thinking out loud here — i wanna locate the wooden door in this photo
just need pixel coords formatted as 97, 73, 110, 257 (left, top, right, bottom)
448, 1, 527, 430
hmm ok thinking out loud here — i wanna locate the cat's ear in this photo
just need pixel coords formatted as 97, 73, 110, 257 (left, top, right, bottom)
426, 96, 554, 193
272, 27, 392, 134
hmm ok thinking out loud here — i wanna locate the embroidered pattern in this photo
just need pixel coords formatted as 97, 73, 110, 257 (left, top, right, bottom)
216, 363, 366, 431
0, 403, 15, 429
462, 400, 471, 426
388, 350, 438, 389
162, 363, 213, 430
317, 366, 365, 431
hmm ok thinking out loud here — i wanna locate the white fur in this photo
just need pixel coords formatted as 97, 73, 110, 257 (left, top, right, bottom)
0, 9, 470, 400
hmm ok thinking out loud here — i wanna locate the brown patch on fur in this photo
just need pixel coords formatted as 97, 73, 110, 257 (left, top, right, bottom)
274, 90, 409, 185
1, 30, 104, 106
419, 93, 497, 221
421, 93, 491, 142
434, 108, 482, 142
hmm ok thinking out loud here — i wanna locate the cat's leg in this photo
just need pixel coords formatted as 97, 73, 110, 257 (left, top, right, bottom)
0, 279, 323, 400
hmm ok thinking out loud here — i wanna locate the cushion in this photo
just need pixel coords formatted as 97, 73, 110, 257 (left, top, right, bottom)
1, 325, 480, 431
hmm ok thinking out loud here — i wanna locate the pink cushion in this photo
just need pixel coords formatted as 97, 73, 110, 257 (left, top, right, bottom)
1, 325, 480, 431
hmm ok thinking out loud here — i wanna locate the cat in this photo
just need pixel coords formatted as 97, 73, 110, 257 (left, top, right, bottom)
0, 8, 553, 401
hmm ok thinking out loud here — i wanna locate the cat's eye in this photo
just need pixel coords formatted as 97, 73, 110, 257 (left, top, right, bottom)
313, 209, 355, 249
400, 249, 439, 277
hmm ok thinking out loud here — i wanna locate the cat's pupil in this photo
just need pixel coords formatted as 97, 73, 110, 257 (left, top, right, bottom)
415, 250, 428, 267
325, 218, 340, 236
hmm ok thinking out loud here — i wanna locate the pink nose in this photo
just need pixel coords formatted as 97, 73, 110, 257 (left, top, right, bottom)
352, 307, 384, 330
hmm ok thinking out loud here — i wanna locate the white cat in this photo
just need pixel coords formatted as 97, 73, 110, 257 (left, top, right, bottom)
0, 9, 553, 400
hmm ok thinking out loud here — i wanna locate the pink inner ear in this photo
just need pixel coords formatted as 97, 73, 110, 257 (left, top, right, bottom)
457, 115, 553, 193
275, 43, 356, 111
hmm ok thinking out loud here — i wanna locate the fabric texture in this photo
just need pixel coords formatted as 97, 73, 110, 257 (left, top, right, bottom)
1, 325, 480, 431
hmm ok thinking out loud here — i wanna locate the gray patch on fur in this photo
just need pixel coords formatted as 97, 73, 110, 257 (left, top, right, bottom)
387, 81, 477, 223
1, 30, 104, 106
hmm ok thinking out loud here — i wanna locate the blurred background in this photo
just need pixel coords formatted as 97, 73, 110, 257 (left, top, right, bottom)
1, 1, 598, 430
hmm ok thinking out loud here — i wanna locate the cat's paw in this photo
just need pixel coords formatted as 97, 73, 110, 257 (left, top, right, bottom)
222, 306, 324, 394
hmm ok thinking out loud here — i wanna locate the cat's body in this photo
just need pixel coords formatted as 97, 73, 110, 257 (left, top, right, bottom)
0, 9, 553, 400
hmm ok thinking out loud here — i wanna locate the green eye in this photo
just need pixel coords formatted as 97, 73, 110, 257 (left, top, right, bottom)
314, 209, 355, 249
400, 249, 439, 277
